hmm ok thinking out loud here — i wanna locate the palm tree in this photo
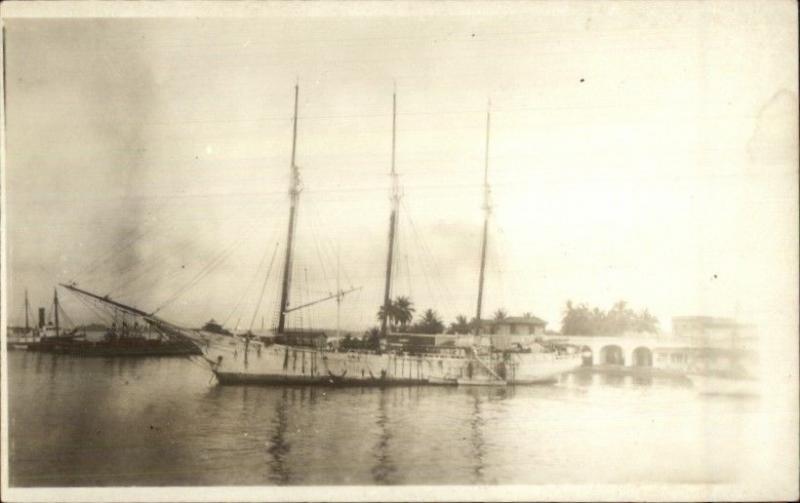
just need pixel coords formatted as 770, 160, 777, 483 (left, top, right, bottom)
377, 296, 415, 332
377, 304, 395, 329
365, 326, 382, 349
635, 308, 659, 333
414, 309, 444, 334
393, 296, 415, 331
493, 308, 508, 321
448, 314, 471, 334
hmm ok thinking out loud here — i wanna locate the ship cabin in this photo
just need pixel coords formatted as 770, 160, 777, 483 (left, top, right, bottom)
479, 315, 547, 351
275, 330, 328, 349
386, 332, 465, 356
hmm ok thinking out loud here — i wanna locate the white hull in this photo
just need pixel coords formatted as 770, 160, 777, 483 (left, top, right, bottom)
190, 332, 582, 386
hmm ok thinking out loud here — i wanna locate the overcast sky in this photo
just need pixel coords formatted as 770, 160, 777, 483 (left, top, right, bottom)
3, 2, 797, 337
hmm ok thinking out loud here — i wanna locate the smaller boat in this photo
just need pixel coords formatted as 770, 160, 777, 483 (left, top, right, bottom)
28, 286, 201, 357
456, 347, 508, 387
7, 331, 40, 350
6, 290, 40, 349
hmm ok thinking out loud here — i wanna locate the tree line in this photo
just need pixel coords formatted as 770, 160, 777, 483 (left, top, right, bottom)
338, 297, 660, 350
560, 300, 659, 335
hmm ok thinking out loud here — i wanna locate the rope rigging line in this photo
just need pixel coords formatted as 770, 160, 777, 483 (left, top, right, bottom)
111, 197, 284, 301
73, 294, 115, 325
303, 197, 333, 295
71, 198, 175, 284
116, 196, 283, 317
406, 199, 456, 305
492, 216, 508, 312
406, 201, 453, 300
305, 195, 356, 295
219, 203, 287, 329
400, 200, 443, 310
58, 303, 76, 330
302, 195, 355, 294
403, 252, 413, 301
221, 246, 269, 328
149, 231, 253, 316
248, 242, 280, 332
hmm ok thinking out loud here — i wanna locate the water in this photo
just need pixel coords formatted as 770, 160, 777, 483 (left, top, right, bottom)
7, 351, 764, 487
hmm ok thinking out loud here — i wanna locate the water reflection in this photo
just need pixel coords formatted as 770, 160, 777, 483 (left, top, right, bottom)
631, 374, 654, 386
599, 372, 626, 387
266, 388, 291, 484
34, 352, 43, 374
371, 390, 396, 484
469, 393, 486, 483
48, 354, 59, 381
7, 352, 764, 487
567, 369, 598, 387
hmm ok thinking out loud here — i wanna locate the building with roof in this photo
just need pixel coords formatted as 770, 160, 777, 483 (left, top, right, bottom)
479, 314, 547, 351
672, 316, 757, 347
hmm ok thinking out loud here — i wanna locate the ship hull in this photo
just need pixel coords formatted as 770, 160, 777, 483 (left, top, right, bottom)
194, 332, 582, 386
215, 372, 428, 386
27, 338, 201, 357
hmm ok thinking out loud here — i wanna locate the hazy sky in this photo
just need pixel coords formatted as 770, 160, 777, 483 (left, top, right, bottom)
3, 1, 797, 336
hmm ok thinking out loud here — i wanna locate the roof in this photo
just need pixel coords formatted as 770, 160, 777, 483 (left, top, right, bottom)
481, 316, 546, 326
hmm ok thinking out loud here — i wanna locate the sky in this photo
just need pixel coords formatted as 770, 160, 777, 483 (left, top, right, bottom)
3, 1, 798, 338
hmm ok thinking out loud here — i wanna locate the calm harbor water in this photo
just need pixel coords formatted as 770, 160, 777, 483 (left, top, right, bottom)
7, 350, 763, 487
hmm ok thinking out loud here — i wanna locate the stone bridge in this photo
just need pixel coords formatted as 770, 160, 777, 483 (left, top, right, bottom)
542, 334, 688, 368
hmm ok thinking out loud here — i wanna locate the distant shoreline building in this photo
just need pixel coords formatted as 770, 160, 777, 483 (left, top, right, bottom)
671, 316, 757, 347
481, 314, 547, 351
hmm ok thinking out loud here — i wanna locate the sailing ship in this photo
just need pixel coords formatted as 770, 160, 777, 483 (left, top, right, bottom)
61, 85, 582, 384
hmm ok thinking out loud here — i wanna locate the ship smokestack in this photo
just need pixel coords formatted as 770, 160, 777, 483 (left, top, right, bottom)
38, 307, 45, 328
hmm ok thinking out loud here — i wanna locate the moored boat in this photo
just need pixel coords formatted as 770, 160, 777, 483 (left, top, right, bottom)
6, 289, 40, 349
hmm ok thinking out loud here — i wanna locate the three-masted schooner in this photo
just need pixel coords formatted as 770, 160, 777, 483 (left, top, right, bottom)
63, 85, 582, 385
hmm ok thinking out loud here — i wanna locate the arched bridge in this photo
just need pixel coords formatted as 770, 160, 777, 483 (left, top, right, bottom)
543, 334, 688, 368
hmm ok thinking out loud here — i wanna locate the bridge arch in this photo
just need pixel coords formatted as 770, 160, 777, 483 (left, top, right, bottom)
580, 346, 593, 366
631, 347, 653, 367
599, 345, 625, 366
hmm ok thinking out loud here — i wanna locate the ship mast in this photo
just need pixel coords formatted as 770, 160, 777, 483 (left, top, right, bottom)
24, 289, 30, 332
53, 288, 60, 337
474, 105, 491, 337
277, 84, 302, 334
380, 91, 400, 338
